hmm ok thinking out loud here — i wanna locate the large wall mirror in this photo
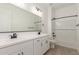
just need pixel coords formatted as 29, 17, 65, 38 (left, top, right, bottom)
0, 3, 41, 32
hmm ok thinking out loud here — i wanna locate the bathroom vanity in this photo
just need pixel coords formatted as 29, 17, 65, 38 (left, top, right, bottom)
0, 34, 50, 55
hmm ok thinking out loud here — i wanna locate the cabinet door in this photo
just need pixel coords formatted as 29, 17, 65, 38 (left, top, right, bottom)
44, 37, 50, 52
34, 39, 42, 55
41, 37, 50, 54
19, 40, 33, 55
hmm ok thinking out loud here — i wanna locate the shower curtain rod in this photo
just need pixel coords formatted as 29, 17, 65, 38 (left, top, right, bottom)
52, 15, 78, 21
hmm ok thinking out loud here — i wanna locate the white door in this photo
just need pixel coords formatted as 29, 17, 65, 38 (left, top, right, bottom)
34, 38, 42, 55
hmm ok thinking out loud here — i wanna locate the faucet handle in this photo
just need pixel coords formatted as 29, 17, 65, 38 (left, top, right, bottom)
13, 33, 17, 36
10, 33, 17, 39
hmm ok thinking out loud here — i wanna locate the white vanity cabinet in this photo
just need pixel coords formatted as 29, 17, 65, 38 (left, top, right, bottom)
0, 35, 50, 55
0, 40, 34, 55
34, 36, 50, 55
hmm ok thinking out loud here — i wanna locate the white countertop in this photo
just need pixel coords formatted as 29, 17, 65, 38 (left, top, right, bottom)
0, 34, 50, 49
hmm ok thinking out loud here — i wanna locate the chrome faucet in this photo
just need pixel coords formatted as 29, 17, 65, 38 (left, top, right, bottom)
10, 33, 17, 39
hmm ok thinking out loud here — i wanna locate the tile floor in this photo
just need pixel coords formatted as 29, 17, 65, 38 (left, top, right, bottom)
45, 45, 79, 55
